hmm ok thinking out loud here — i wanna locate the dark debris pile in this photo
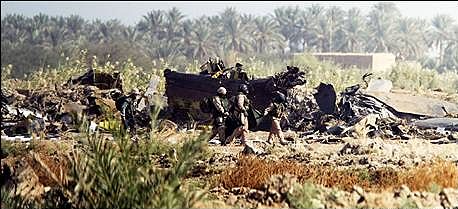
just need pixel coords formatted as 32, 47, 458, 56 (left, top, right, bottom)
283, 81, 457, 142
1, 69, 154, 138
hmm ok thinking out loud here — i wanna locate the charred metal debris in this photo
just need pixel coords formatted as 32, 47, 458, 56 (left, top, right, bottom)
2, 65, 457, 142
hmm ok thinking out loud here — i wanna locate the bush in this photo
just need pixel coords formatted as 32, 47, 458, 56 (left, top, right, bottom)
290, 54, 366, 92
3, 50, 458, 96
1, 120, 209, 209
388, 62, 458, 94
288, 182, 323, 209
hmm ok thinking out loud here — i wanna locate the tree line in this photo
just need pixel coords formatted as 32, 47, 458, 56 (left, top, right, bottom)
1, 2, 457, 78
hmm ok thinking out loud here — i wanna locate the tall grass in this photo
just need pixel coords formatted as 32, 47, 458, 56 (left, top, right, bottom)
1, 111, 210, 209
62, 125, 208, 208
388, 62, 458, 94
218, 156, 458, 192
2, 50, 457, 95
290, 54, 366, 92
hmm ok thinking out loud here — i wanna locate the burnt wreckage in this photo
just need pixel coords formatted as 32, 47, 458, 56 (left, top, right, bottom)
2, 63, 458, 139
162, 66, 306, 131
163, 66, 458, 139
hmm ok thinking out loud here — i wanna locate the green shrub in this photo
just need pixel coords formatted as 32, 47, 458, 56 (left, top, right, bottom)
288, 182, 323, 209
2, 117, 209, 209
291, 54, 366, 92
58, 118, 209, 208
399, 197, 419, 209
388, 62, 458, 94
3, 50, 458, 96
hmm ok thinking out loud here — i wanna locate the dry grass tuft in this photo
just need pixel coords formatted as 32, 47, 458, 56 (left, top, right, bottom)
218, 156, 458, 192
25, 152, 69, 187
219, 156, 303, 189
401, 159, 458, 191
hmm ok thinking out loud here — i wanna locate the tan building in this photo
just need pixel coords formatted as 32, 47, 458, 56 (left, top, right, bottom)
302, 53, 396, 72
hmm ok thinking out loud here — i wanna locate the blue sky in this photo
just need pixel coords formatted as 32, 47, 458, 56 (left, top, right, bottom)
2, 1, 457, 25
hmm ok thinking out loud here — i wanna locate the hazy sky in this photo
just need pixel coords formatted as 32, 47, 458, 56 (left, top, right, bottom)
2, 1, 457, 25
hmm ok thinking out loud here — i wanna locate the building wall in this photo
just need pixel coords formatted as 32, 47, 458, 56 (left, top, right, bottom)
301, 53, 396, 72
372, 53, 396, 72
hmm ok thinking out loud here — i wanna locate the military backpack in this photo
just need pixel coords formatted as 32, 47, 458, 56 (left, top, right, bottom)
200, 97, 215, 113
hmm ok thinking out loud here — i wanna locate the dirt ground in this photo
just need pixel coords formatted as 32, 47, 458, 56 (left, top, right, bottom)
198, 130, 457, 208
1, 129, 457, 208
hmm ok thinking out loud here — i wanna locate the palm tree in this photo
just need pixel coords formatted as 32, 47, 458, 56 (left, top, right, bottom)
366, 2, 401, 53
189, 19, 218, 59
88, 19, 122, 44
46, 16, 67, 48
122, 26, 142, 44
338, 7, 368, 52
301, 4, 325, 52
138, 10, 169, 59
325, 6, 345, 52
30, 13, 50, 45
138, 10, 166, 40
252, 16, 284, 53
165, 7, 185, 41
273, 6, 303, 53
394, 18, 427, 60
218, 7, 251, 53
65, 15, 86, 41
440, 24, 458, 70
427, 14, 455, 66
1, 14, 28, 47
312, 12, 331, 52
180, 19, 194, 58
32, 13, 49, 30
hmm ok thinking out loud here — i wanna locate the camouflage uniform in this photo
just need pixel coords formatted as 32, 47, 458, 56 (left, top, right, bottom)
227, 91, 250, 145
230, 63, 249, 82
115, 89, 140, 136
264, 95, 288, 145
209, 95, 228, 142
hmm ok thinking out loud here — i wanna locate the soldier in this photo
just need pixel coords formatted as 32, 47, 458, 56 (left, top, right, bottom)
230, 63, 249, 82
264, 91, 288, 145
226, 84, 250, 145
211, 57, 229, 79
200, 57, 222, 75
84, 92, 103, 120
114, 88, 140, 137
208, 87, 229, 144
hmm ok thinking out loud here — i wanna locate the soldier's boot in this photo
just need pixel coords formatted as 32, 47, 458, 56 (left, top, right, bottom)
278, 131, 287, 145
209, 128, 218, 141
226, 127, 241, 146
217, 126, 226, 145
266, 132, 273, 144
240, 128, 248, 146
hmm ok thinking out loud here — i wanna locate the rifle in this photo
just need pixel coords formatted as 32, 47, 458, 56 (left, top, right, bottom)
211, 67, 234, 79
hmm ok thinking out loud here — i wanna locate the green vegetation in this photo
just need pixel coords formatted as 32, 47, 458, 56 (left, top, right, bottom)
288, 182, 323, 209
1, 114, 210, 209
2, 3, 457, 95
3, 50, 457, 96
65, 128, 207, 208
388, 62, 458, 93
2, 3, 457, 79
427, 182, 442, 193
1, 4, 457, 207
399, 197, 419, 209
